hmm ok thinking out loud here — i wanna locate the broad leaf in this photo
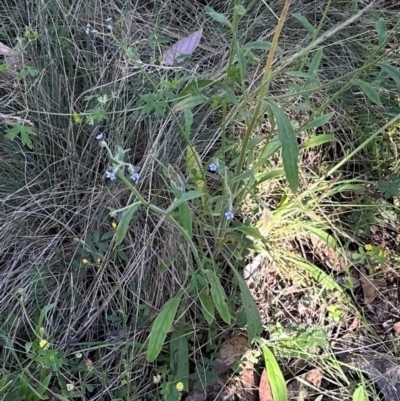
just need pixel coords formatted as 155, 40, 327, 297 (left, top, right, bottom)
147, 292, 183, 362
173, 95, 207, 111
115, 202, 141, 245
303, 134, 337, 149
302, 113, 334, 131
380, 64, 400, 86
293, 13, 315, 33
199, 292, 215, 325
376, 18, 386, 46
268, 102, 299, 192
170, 329, 189, 390
163, 28, 203, 65
205, 7, 232, 28
172, 190, 206, 209
205, 270, 231, 324
353, 385, 367, 401
356, 80, 382, 106
232, 266, 262, 342
261, 345, 287, 401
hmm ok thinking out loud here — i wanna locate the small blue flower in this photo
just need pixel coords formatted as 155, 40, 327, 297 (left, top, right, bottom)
209, 163, 218, 172
106, 171, 116, 180
225, 211, 234, 220
130, 172, 140, 182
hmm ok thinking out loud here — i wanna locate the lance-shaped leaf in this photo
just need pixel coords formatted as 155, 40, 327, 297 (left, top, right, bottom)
163, 28, 203, 66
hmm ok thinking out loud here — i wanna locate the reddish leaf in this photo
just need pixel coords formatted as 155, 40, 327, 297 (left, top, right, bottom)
163, 28, 203, 65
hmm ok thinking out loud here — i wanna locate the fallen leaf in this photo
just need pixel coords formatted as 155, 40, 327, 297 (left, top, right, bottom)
238, 355, 260, 401
162, 28, 203, 65
259, 369, 273, 401
348, 318, 359, 332
287, 369, 323, 400
360, 270, 378, 304
215, 335, 249, 373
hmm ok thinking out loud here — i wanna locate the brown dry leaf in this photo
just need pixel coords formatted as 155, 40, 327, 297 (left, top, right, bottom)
215, 335, 249, 373
360, 272, 378, 304
237, 356, 260, 401
287, 369, 323, 400
309, 234, 347, 272
348, 318, 359, 332
393, 321, 400, 333
259, 369, 273, 401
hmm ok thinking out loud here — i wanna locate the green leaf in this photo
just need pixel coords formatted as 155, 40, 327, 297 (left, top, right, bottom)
173, 95, 207, 111
115, 202, 141, 245
268, 102, 299, 193
170, 329, 189, 390
172, 190, 206, 209
234, 225, 265, 241
355, 80, 382, 106
353, 385, 367, 401
260, 345, 287, 401
293, 13, 315, 33
205, 7, 232, 28
302, 112, 334, 131
232, 267, 262, 342
177, 202, 193, 238
303, 134, 337, 149
243, 41, 272, 51
205, 270, 231, 324
302, 224, 337, 249
234, 4, 246, 15
237, 46, 247, 82
380, 64, 400, 86
5, 122, 35, 149
376, 18, 386, 46
308, 47, 323, 76
34, 304, 55, 336
199, 292, 215, 325
147, 292, 183, 362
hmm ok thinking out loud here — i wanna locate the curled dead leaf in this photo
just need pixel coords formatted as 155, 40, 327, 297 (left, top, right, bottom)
215, 335, 249, 373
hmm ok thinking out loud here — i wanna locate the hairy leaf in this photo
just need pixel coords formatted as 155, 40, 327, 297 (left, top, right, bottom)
147, 292, 183, 362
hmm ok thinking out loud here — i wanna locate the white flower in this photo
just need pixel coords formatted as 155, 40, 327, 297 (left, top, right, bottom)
85, 24, 92, 35
66, 383, 75, 391
76, 352, 82, 359
96, 132, 103, 140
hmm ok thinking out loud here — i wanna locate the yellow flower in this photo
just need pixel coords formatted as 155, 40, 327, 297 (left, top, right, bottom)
365, 244, 372, 251
39, 339, 48, 349
111, 221, 118, 230
176, 382, 184, 392
81, 258, 89, 265
121, 379, 128, 385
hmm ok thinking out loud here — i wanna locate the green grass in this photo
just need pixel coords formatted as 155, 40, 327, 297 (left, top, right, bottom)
1, 0, 400, 400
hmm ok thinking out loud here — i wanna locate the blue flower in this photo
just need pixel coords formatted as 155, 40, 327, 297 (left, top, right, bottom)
209, 163, 218, 172
225, 211, 234, 220
106, 171, 116, 180
130, 172, 140, 182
